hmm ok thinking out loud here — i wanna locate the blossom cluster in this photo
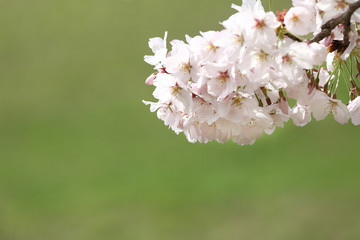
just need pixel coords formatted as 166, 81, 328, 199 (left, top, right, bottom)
144, 0, 360, 145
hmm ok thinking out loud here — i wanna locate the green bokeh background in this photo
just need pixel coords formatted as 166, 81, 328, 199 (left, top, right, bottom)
0, 0, 359, 239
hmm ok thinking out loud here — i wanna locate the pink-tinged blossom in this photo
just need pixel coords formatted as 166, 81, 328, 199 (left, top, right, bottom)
143, 0, 360, 145
232, 0, 280, 50
235, 0, 264, 12
215, 30, 247, 64
217, 93, 259, 123
289, 42, 327, 69
317, 0, 356, 23
275, 40, 305, 87
285, 73, 316, 105
264, 105, 290, 128
144, 32, 168, 69
292, 0, 316, 9
348, 96, 360, 125
310, 91, 350, 124
145, 73, 157, 86
326, 52, 336, 72
232, 111, 274, 145
191, 96, 219, 125
201, 64, 239, 101
247, 12, 280, 50
291, 104, 312, 126
143, 101, 183, 134
318, 68, 331, 87
163, 40, 199, 85
186, 31, 227, 64
284, 7, 316, 36
341, 27, 359, 60
152, 73, 192, 112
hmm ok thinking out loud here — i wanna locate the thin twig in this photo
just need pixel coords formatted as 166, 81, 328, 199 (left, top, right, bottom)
284, 33, 302, 42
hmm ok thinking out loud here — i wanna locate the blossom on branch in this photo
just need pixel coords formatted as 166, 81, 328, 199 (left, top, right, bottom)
143, 0, 360, 145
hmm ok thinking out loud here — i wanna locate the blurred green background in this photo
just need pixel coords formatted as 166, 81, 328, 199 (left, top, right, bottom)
0, 0, 359, 239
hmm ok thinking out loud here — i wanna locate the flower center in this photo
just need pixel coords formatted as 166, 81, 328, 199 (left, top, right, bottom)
180, 62, 191, 73
335, 0, 347, 10
171, 85, 181, 96
255, 19, 265, 28
282, 54, 292, 64
257, 50, 268, 61
208, 42, 218, 52
291, 14, 299, 22
231, 95, 244, 108
248, 118, 257, 128
217, 70, 229, 83
234, 34, 244, 45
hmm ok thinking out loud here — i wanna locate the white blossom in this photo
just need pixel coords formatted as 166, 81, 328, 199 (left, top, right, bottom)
348, 96, 360, 125
284, 7, 316, 36
143, 0, 360, 145
310, 91, 350, 124
291, 104, 312, 126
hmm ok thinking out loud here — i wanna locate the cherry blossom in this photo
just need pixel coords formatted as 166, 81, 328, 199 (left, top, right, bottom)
284, 7, 316, 36
348, 96, 360, 125
144, 0, 360, 145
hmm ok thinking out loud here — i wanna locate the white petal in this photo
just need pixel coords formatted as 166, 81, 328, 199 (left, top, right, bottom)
310, 91, 331, 121
332, 102, 350, 124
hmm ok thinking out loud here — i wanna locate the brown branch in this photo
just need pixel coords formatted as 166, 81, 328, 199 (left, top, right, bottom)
310, 0, 360, 43
284, 33, 302, 42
